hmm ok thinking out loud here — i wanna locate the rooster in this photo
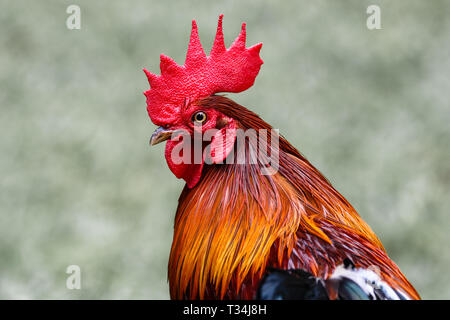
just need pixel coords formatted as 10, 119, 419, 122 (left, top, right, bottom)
143, 15, 420, 300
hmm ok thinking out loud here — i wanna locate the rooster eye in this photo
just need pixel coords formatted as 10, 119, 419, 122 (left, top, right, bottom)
192, 111, 207, 124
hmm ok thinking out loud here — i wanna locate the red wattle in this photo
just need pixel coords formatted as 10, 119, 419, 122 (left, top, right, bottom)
165, 139, 204, 189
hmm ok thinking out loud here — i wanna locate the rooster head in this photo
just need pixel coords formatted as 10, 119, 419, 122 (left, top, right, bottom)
143, 15, 263, 188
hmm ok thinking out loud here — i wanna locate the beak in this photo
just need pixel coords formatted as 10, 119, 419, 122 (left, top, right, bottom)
150, 126, 174, 146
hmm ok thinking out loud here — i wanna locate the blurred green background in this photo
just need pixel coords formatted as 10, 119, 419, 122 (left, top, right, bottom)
1, 0, 449, 299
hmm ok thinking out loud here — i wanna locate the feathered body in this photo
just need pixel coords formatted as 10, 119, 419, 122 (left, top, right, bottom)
168, 96, 419, 300
143, 16, 419, 300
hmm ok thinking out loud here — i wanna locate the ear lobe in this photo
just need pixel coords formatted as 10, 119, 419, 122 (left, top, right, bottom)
208, 119, 236, 164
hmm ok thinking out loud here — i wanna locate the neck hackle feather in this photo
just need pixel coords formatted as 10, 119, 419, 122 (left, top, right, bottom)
168, 96, 420, 300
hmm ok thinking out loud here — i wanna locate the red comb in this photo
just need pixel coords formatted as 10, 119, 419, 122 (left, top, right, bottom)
144, 15, 263, 125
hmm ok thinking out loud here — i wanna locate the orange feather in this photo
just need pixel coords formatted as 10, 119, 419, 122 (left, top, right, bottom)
168, 96, 420, 300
